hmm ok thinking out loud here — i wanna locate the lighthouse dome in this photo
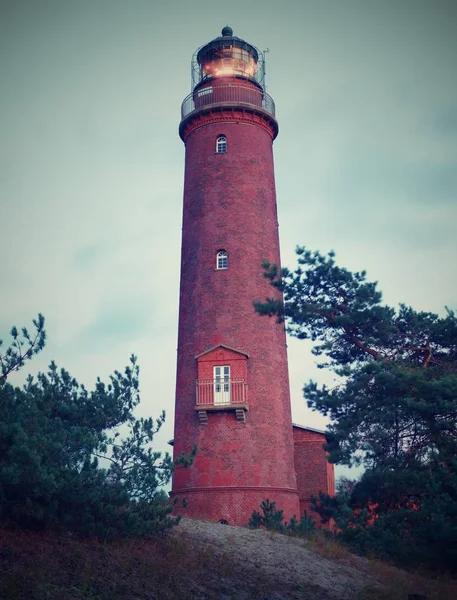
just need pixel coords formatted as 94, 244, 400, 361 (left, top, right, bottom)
195, 27, 259, 83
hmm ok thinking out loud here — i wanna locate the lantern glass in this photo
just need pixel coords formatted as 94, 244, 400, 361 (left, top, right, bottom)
200, 46, 256, 80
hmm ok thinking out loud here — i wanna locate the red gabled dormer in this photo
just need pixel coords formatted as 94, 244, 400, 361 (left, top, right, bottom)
195, 344, 249, 423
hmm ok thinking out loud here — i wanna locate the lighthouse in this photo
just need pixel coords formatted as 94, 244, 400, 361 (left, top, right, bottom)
171, 27, 301, 526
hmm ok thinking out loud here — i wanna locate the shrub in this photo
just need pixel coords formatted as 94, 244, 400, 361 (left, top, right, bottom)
249, 500, 316, 537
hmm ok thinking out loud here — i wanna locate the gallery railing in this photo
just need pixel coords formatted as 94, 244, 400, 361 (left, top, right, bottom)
181, 83, 275, 120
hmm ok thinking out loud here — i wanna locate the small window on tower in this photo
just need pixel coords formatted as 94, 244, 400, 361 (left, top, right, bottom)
217, 250, 228, 270
216, 135, 227, 153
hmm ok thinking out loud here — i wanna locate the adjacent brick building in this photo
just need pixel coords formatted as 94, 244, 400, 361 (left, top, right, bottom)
293, 424, 335, 525
171, 27, 334, 526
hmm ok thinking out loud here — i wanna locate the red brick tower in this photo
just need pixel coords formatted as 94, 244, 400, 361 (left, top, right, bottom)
171, 27, 300, 525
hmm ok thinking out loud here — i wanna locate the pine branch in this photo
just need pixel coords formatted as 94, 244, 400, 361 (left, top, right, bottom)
0, 314, 46, 383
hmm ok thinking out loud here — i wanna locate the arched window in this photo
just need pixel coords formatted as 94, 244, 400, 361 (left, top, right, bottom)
216, 250, 228, 270
216, 135, 227, 153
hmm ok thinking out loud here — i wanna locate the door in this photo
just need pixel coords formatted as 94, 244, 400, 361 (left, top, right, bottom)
214, 365, 230, 405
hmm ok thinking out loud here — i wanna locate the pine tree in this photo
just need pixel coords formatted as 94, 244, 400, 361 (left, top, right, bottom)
255, 247, 457, 570
0, 316, 193, 539
249, 499, 286, 532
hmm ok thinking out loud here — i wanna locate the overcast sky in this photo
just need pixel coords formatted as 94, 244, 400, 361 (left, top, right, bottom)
1, 0, 456, 478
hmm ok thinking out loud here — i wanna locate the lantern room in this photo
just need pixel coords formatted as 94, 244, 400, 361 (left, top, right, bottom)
191, 26, 265, 90
180, 27, 276, 137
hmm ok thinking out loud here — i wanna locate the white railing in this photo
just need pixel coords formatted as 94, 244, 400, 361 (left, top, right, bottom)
181, 83, 275, 120
196, 378, 248, 406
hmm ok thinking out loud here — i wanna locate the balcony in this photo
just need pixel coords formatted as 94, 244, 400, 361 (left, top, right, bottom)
195, 378, 248, 424
181, 82, 276, 121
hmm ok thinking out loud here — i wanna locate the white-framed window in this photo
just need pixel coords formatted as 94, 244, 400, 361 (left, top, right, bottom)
214, 365, 230, 405
216, 135, 227, 153
216, 250, 228, 270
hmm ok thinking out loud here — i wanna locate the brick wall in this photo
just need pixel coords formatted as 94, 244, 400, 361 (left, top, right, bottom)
293, 426, 335, 527
172, 487, 300, 527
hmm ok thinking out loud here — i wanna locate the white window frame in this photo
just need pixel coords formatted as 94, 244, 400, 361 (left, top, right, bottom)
216, 250, 228, 270
216, 135, 227, 153
214, 365, 230, 405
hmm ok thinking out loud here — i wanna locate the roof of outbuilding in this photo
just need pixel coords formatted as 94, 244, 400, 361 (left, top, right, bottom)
292, 423, 328, 435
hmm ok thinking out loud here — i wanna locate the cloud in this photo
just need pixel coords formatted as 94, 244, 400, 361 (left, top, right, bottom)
75, 298, 152, 349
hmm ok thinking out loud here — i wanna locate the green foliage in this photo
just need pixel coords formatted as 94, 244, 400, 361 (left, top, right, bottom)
0, 314, 45, 384
287, 513, 316, 536
249, 499, 315, 537
249, 499, 286, 532
0, 317, 193, 539
256, 247, 457, 572
314, 469, 457, 572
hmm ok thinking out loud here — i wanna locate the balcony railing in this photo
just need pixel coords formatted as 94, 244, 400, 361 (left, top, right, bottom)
196, 378, 248, 407
181, 83, 276, 120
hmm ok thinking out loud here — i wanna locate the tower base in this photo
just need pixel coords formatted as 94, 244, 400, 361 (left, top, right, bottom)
170, 487, 300, 527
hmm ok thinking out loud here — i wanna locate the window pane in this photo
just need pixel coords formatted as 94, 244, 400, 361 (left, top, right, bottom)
217, 250, 228, 270
216, 135, 227, 153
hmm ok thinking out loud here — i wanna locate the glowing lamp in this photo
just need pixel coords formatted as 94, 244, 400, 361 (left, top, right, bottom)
196, 26, 259, 82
